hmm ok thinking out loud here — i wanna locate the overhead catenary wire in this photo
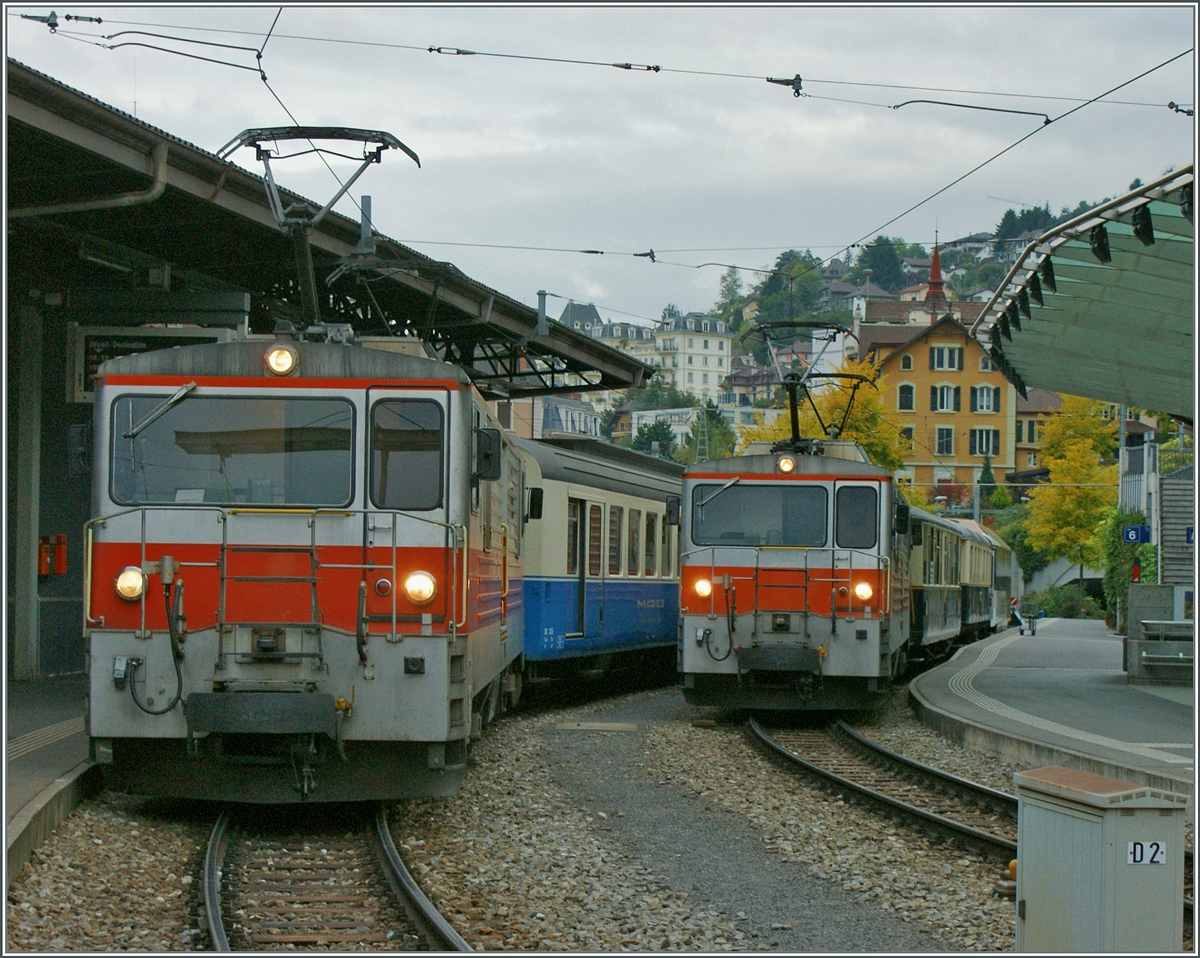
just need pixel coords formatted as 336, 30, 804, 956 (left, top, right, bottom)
30, 15, 1191, 317
24, 13, 1188, 111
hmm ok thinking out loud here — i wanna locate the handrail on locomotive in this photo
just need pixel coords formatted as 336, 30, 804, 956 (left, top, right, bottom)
83, 502, 471, 685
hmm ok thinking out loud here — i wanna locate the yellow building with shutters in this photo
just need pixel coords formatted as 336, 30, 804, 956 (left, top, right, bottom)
873, 315, 1018, 499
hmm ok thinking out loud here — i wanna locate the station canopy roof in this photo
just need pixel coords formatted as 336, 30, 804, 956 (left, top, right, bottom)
6, 58, 650, 398
971, 166, 1194, 422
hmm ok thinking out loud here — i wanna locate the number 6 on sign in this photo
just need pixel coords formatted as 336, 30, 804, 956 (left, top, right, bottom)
1127, 841, 1166, 864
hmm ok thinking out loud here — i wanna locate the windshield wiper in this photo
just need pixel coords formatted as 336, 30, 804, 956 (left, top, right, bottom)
696, 476, 740, 511
123, 381, 197, 439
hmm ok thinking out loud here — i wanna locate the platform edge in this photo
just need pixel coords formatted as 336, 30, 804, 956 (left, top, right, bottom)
6, 761, 102, 890
907, 681, 1194, 802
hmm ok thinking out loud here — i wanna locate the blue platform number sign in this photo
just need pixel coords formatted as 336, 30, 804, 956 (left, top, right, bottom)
1187, 526, 1194, 545
1122, 525, 1151, 544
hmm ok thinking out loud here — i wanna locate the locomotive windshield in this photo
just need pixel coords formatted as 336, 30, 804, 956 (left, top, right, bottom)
691, 483, 827, 547
110, 395, 354, 506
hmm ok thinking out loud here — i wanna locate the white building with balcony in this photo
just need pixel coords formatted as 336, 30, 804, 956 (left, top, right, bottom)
654, 312, 732, 404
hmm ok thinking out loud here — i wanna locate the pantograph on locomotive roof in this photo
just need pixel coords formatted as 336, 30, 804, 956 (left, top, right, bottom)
218, 125, 651, 399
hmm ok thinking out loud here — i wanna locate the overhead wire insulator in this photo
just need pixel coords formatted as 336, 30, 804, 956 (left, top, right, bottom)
767, 74, 803, 97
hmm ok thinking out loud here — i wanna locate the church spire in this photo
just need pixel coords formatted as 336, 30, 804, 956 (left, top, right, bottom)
925, 241, 948, 315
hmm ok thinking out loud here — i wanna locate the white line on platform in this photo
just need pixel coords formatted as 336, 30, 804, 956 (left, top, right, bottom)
948, 635, 1193, 766
6, 717, 85, 762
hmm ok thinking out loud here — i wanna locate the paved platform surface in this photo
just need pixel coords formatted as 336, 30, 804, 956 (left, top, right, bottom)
911, 618, 1194, 797
6, 674, 88, 826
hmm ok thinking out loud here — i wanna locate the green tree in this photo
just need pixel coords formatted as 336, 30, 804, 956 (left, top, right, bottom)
978, 453, 997, 505
748, 250, 825, 326
676, 402, 738, 465
711, 266, 745, 333
995, 209, 1021, 240
627, 377, 699, 412
996, 510, 1050, 584
1100, 507, 1149, 627
843, 237, 902, 292
661, 303, 682, 321
631, 419, 676, 457
974, 263, 1007, 291
990, 484, 1013, 510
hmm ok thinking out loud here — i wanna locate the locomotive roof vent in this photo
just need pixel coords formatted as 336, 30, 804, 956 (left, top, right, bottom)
302, 323, 355, 344
270, 320, 355, 345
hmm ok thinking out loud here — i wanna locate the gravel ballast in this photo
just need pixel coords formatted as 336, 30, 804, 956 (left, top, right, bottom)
6, 684, 1190, 952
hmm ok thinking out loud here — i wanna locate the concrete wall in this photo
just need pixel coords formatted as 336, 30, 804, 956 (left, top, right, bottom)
1026, 556, 1103, 594
1125, 584, 1178, 639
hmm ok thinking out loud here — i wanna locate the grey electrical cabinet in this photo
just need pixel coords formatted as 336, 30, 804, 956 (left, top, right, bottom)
1014, 766, 1188, 952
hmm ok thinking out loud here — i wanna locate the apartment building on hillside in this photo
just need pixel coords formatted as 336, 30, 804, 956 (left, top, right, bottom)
653, 312, 732, 404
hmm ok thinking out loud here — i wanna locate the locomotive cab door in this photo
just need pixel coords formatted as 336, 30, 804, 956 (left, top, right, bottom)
564, 497, 586, 637
363, 388, 453, 638
583, 502, 604, 638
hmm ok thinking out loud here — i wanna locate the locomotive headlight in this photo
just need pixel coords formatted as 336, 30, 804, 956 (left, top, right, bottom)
403, 571, 437, 605
264, 343, 299, 376
694, 578, 713, 598
777, 456, 796, 474
853, 581, 874, 602
115, 566, 145, 601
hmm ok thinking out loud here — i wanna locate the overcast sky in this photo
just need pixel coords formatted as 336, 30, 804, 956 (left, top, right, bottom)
6, 4, 1196, 325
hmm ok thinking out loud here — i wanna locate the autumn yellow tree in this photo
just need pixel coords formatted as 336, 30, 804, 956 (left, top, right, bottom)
1024, 440, 1117, 613
735, 357, 909, 471
1039, 394, 1118, 461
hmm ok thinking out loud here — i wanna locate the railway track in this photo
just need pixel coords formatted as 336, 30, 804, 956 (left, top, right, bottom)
750, 717, 1193, 933
751, 716, 1018, 859
202, 805, 471, 952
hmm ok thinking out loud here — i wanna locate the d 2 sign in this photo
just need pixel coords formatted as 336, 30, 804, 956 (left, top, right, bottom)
1127, 840, 1166, 864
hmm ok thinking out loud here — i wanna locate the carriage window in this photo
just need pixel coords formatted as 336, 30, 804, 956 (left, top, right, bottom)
566, 499, 581, 575
588, 505, 603, 576
691, 484, 826, 547
608, 506, 623, 575
645, 513, 658, 576
110, 395, 353, 506
835, 486, 878, 549
628, 509, 641, 576
371, 399, 444, 510
661, 519, 671, 578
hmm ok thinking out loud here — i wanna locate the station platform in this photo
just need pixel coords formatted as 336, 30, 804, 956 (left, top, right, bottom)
911, 618, 1194, 799
5, 673, 97, 888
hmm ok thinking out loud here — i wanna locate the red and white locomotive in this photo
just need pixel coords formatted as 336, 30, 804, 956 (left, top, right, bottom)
85, 326, 523, 802
672, 438, 912, 711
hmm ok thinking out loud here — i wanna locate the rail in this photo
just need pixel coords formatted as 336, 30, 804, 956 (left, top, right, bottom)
203, 806, 471, 952
749, 716, 1017, 859
751, 718, 1194, 927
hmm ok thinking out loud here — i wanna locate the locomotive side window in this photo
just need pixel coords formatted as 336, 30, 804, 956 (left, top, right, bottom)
835, 486, 878, 550
588, 505, 603, 576
110, 395, 353, 506
370, 400, 444, 511
608, 506, 623, 575
628, 509, 642, 576
691, 484, 826, 547
661, 518, 672, 577
566, 499, 581, 575
645, 513, 658, 576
